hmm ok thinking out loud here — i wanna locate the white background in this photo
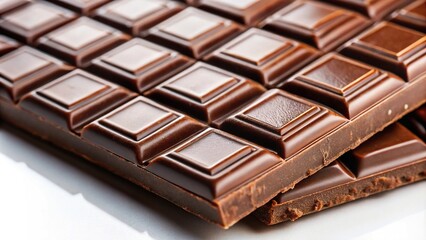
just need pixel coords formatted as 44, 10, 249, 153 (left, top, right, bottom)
0, 123, 425, 240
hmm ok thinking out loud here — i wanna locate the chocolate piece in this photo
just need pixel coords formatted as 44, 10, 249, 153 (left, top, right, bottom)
88, 38, 193, 93
390, 0, 426, 33
0, 46, 73, 102
47, 0, 110, 15
145, 7, 243, 58
82, 96, 205, 164
204, 28, 319, 88
220, 89, 347, 158
19, 69, 135, 133
147, 128, 282, 200
0, 35, 20, 56
281, 53, 405, 119
261, 0, 370, 51
340, 22, 426, 81
93, 0, 184, 36
402, 105, 426, 142
256, 123, 426, 224
37, 17, 129, 67
189, 0, 290, 26
0, 1, 77, 45
145, 62, 265, 125
320, 0, 407, 20
0, 0, 29, 15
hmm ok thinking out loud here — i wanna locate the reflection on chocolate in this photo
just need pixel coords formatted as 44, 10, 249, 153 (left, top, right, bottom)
205, 28, 319, 88
89, 38, 193, 93
0, 0, 29, 15
145, 62, 265, 125
340, 22, 426, 81
145, 7, 243, 58
37, 17, 129, 67
0, 1, 77, 45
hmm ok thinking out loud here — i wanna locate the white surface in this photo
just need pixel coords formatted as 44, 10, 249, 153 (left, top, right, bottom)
0, 123, 425, 240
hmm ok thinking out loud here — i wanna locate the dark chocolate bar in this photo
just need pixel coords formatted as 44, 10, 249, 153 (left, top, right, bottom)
255, 118, 426, 225
0, 0, 426, 229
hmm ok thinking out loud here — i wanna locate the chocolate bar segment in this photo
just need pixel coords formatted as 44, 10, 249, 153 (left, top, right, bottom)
147, 128, 282, 200
19, 69, 135, 133
37, 17, 129, 67
402, 105, 426, 142
204, 28, 319, 88
0, 46, 73, 102
0, 1, 77, 45
0, 0, 29, 15
221, 89, 347, 158
88, 38, 193, 93
93, 0, 184, 36
47, 0, 110, 15
189, 0, 290, 26
0, 35, 20, 56
390, 0, 426, 33
145, 62, 265, 125
82, 96, 205, 165
340, 22, 426, 81
145, 7, 243, 58
261, 0, 370, 51
281, 53, 405, 119
319, 0, 408, 20
257, 123, 426, 224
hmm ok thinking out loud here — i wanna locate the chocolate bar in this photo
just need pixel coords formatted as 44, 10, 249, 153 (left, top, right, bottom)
0, 0, 426, 229
255, 112, 426, 225
390, 0, 426, 33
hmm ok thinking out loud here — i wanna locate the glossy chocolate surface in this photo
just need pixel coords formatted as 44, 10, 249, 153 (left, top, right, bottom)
47, 0, 110, 15
0, 0, 29, 15
0, 1, 77, 45
19, 69, 135, 133
93, 0, 184, 36
82, 96, 205, 164
340, 22, 426, 81
0, 35, 20, 56
390, 0, 426, 33
189, 0, 290, 26
145, 62, 265, 125
89, 38, 193, 93
281, 53, 405, 119
37, 17, 129, 67
145, 7, 242, 58
221, 89, 347, 158
147, 128, 282, 200
0, 46, 73, 102
261, 0, 370, 51
205, 28, 319, 88
320, 0, 407, 20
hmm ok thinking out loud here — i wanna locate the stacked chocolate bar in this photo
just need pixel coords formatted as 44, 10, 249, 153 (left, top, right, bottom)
0, 0, 425, 228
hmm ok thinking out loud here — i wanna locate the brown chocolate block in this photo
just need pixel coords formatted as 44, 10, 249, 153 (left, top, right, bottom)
147, 128, 282, 200
340, 22, 426, 81
204, 28, 320, 88
145, 62, 265, 125
402, 105, 426, 142
93, 0, 184, 36
0, 46, 73, 102
0, 1, 77, 45
0, 35, 20, 56
220, 89, 347, 158
261, 0, 371, 51
320, 0, 408, 20
281, 53, 405, 119
88, 38, 194, 93
37, 17, 129, 67
145, 7, 243, 58
390, 0, 426, 33
47, 0, 110, 15
256, 123, 426, 224
19, 69, 135, 133
188, 0, 291, 26
0, 0, 29, 15
82, 96, 206, 165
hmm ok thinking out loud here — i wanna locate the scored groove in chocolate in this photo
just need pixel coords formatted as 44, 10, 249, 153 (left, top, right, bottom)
0, 35, 20, 56
390, 0, 426, 33
46, 0, 111, 15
